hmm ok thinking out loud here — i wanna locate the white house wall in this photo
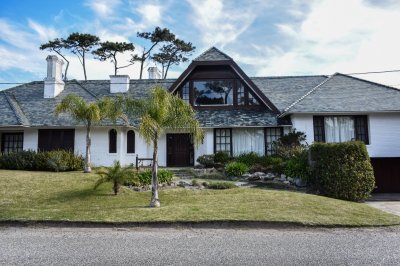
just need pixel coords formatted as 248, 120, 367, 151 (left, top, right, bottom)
290, 113, 400, 158
23, 128, 37, 151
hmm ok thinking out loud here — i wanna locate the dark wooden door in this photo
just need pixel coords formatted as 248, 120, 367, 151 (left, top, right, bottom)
371, 158, 400, 193
167, 134, 194, 167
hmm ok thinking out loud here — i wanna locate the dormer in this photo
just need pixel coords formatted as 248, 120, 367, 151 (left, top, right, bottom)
169, 47, 278, 112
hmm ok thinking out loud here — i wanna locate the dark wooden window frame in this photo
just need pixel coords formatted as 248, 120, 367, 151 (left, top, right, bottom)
214, 128, 233, 156
264, 127, 283, 156
1, 132, 24, 154
127, 130, 135, 154
313, 115, 369, 144
109, 129, 117, 154
177, 78, 264, 110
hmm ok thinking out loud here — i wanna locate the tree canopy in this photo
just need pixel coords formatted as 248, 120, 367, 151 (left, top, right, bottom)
40, 38, 70, 80
93, 41, 136, 75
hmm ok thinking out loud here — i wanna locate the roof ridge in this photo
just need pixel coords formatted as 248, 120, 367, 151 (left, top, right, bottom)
335, 72, 400, 92
280, 74, 336, 116
250, 75, 328, 79
193, 46, 232, 61
2, 91, 29, 125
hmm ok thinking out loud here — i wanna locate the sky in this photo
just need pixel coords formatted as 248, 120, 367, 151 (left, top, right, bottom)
1, 0, 400, 90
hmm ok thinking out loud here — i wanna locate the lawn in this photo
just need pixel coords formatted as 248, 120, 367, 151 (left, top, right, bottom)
0, 170, 399, 226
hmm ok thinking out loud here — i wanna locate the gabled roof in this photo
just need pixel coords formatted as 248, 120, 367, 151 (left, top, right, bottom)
282, 73, 400, 114
0, 91, 21, 126
193, 46, 232, 61
169, 47, 280, 113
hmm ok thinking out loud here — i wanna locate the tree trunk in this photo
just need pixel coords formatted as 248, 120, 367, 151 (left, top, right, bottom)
83, 51, 87, 81
150, 137, 160, 207
113, 181, 119, 195
84, 125, 92, 173
139, 56, 144, 80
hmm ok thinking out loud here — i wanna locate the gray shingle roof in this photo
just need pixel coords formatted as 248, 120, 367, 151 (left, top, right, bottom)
252, 75, 327, 112
2, 72, 400, 128
284, 73, 400, 113
193, 47, 232, 61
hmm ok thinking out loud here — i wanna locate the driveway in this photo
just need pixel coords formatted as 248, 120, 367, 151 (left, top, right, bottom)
366, 193, 400, 216
1, 226, 400, 265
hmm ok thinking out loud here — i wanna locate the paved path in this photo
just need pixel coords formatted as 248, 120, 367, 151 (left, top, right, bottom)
367, 193, 400, 216
1, 226, 400, 265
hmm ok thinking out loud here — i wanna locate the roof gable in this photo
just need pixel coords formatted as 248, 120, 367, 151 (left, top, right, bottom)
193, 47, 232, 61
169, 47, 280, 113
282, 73, 400, 114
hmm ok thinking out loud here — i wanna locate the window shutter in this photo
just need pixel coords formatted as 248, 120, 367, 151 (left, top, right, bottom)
354, 115, 369, 144
313, 116, 325, 142
109, 129, 117, 153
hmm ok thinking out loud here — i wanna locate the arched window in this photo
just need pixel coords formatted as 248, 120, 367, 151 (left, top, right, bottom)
127, 130, 135, 153
109, 129, 117, 153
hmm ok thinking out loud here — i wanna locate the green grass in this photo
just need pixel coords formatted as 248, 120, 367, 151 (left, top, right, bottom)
0, 170, 399, 226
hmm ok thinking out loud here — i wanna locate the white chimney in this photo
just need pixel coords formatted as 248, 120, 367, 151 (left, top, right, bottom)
148, 66, 161, 79
44, 55, 65, 98
110, 75, 130, 93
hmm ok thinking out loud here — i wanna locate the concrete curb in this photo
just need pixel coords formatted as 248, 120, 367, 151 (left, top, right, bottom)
1, 220, 399, 229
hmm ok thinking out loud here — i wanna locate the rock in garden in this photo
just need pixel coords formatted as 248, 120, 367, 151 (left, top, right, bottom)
248, 175, 261, 181
294, 178, 307, 187
242, 173, 252, 178
283, 180, 290, 185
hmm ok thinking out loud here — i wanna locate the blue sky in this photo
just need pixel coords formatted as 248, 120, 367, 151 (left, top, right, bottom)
1, 0, 400, 90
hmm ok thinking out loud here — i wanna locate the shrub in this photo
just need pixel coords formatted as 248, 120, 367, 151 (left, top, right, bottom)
213, 151, 231, 164
283, 155, 311, 181
268, 156, 284, 174
235, 152, 264, 167
191, 179, 199, 186
310, 141, 375, 201
196, 154, 215, 168
94, 161, 133, 195
207, 182, 237, 189
225, 162, 249, 177
0, 150, 84, 171
133, 169, 174, 186
275, 129, 308, 160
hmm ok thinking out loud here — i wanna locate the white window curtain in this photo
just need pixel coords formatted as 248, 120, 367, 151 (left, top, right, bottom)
324, 117, 355, 143
232, 128, 265, 156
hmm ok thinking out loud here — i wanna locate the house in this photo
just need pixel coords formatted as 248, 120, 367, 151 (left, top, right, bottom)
1, 47, 400, 192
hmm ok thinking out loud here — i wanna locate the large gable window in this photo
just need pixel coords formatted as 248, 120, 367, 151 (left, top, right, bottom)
1, 132, 23, 154
313, 116, 369, 144
193, 80, 233, 106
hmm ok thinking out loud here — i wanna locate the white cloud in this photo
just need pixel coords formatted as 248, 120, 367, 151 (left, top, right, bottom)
28, 19, 58, 42
243, 0, 400, 87
136, 4, 163, 26
85, 0, 121, 18
186, 0, 258, 48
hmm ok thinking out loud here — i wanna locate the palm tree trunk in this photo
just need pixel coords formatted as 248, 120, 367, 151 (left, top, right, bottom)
84, 125, 92, 173
150, 137, 160, 207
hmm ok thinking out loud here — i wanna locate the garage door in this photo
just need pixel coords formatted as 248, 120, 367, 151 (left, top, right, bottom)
370, 158, 400, 193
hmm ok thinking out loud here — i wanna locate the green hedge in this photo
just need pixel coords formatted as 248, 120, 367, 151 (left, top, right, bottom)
124, 169, 173, 186
310, 141, 375, 201
225, 161, 249, 177
0, 150, 84, 172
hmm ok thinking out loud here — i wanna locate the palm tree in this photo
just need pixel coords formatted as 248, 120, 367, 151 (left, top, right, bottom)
55, 94, 126, 173
94, 161, 134, 195
125, 86, 204, 207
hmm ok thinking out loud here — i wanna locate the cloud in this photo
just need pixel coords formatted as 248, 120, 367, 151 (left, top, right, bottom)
28, 19, 58, 42
85, 0, 122, 18
186, 0, 259, 48
136, 4, 163, 26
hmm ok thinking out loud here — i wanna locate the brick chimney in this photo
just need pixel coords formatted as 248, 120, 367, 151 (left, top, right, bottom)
44, 55, 65, 98
110, 75, 130, 93
148, 66, 161, 79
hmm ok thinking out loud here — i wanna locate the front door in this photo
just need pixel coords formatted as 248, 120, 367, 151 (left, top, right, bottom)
167, 134, 194, 167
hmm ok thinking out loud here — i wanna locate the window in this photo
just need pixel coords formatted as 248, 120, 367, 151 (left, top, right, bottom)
265, 127, 283, 155
237, 83, 245, 106
38, 129, 74, 151
232, 128, 264, 156
214, 128, 232, 155
1, 133, 23, 154
313, 116, 369, 144
127, 130, 135, 154
248, 92, 260, 106
182, 82, 190, 104
109, 129, 117, 153
193, 80, 233, 106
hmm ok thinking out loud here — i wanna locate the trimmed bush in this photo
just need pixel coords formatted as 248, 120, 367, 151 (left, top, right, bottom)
207, 181, 237, 189
196, 154, 215, 168
235, 152, 264, 167
126, 169, 174, 186
225, 162, 249, 177
310, 141, 375, 201
0, 150, 84, 172
213, 151, 231, 164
